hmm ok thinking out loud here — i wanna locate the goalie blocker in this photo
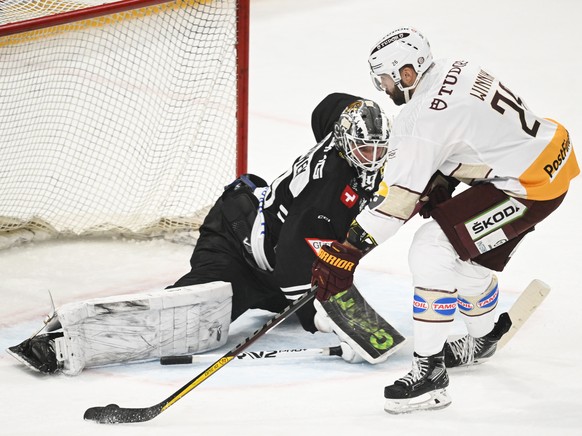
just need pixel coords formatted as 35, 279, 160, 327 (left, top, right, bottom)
7, 282, 232, 375
314, 284, 406, 363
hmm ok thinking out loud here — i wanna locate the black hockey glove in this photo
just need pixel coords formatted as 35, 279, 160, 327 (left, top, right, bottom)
419, 184, 453, 218
311, 241, 362, 301
418, 171, 459, 219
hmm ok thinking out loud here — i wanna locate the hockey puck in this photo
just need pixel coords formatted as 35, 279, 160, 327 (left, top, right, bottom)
160, 355, 192, 365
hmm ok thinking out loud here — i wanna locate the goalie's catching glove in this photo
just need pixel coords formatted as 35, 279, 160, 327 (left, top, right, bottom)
311, 241, 362, 301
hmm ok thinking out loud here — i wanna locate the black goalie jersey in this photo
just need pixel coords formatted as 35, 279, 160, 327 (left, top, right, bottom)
172, 93, 382, 332
255, 132, 381, 303
260, 93, 381, 303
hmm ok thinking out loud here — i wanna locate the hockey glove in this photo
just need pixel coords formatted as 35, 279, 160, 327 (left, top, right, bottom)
419, 184, 452, 218
417, 171, 459, 219
311, 241, 362, 301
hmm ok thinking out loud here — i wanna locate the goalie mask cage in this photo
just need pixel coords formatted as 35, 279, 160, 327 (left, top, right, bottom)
0, 0, 249, 248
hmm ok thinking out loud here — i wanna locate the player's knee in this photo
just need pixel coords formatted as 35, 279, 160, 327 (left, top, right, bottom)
458, 275, 499, 317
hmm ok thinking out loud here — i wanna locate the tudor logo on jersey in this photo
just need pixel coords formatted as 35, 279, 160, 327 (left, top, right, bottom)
305, 238, 334, 256
341, 185, 359, 208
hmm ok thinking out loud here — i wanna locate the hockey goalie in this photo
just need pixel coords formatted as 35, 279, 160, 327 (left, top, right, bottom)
7, 93, 406, 375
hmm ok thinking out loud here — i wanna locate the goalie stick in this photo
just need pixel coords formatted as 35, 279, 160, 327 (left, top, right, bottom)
83, 286, 318, 424
160, 345, 343, 365
497, 278, 551, 349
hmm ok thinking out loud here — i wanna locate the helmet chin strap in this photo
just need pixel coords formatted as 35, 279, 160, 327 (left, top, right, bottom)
399, 75, 421, 103
404, 88, 413, 103
399, 62, 434, 102
397, 66, 431, 102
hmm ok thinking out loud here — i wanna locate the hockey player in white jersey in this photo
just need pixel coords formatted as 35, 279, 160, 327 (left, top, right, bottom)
311, 27, 579, 413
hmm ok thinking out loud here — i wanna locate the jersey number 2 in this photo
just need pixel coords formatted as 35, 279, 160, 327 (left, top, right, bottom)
490, 82, 540, 137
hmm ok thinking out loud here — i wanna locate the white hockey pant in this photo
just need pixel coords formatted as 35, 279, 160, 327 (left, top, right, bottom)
54, 281, 232, 375
408, 221, 497, 356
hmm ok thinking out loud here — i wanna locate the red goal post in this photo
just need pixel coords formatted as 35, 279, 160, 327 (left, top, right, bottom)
0, 0, 249, 248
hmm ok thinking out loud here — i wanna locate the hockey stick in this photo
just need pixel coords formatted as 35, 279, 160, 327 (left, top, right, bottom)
497, 279, 550, 349
160, 345, 342, 365
84, 286, 317, 424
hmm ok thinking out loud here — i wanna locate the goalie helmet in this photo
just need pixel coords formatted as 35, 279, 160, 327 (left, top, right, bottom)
333, 99, 391, 190
368, 27, 433, 93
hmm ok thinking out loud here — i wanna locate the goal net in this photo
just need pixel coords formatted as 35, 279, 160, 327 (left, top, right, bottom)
0, 0, 249, 248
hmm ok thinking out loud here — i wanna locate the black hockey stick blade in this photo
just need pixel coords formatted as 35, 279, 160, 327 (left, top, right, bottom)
84, 286, 318, 424
84, 404, 163, 424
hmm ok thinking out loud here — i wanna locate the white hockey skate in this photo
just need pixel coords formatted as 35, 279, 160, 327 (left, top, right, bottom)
384, 350, 451, 414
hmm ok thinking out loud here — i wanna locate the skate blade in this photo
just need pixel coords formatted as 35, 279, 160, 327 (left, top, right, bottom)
455, 356, 491, 368
450, 350, 496, 369
384, 389, 452, 414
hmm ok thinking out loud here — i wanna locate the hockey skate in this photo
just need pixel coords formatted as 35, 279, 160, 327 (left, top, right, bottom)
7, 332, 63, 374
384, 349, 451, 414
444, 312, 512, 368
314, 284, 406, 364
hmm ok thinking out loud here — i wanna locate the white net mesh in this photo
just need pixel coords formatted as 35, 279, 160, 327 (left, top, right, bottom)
0, 0, 243, 248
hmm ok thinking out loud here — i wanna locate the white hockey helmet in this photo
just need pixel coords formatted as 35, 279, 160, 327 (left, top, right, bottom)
368, 27, 433, 93
333, 99, 391, 175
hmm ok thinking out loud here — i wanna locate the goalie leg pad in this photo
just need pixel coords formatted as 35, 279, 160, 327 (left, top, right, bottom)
56, 281, 232, 375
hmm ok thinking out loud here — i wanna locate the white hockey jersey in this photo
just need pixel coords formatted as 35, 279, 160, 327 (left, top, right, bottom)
357, 58, 579, 244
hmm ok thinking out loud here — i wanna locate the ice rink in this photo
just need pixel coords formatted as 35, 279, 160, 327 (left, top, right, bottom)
1, 0, 581, 435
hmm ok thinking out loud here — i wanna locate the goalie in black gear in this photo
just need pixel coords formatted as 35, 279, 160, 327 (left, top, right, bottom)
172, 94, 392, 331
7, 93, 402, 375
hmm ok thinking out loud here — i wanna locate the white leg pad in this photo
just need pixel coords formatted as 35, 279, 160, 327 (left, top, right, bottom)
55, 281, 232, 375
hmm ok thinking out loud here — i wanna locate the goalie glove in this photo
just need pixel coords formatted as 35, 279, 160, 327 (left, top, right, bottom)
311, 241, 362, 301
